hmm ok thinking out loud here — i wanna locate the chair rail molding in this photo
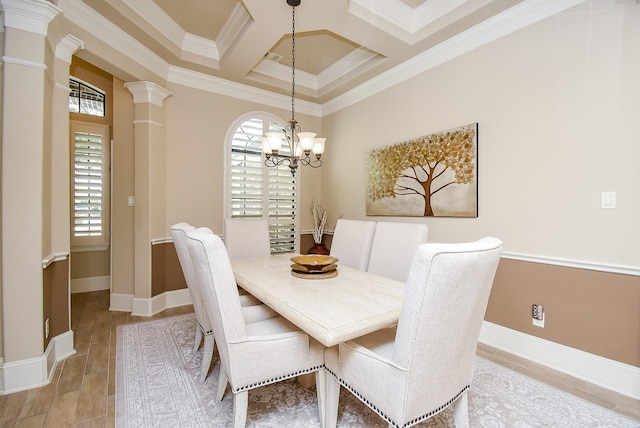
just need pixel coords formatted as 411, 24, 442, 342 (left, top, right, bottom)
501, 251, 639, 276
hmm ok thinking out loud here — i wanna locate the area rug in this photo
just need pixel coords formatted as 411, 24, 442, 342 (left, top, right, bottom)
116, 314, 639, 427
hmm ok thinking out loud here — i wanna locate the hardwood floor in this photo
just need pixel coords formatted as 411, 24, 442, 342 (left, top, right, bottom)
0, 289, 638, 427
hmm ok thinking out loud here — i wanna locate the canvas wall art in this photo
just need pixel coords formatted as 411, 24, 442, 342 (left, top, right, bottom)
366, 123, 478, 217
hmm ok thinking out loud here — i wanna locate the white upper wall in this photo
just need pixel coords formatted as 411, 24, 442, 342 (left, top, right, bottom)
319, 0, 640, 270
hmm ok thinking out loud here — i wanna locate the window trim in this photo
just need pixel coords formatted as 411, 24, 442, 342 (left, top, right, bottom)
70, 120, 111, 251
224, 111, 301, 254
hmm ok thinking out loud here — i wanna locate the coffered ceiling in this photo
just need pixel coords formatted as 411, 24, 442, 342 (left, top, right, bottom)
68, 0, 581, 107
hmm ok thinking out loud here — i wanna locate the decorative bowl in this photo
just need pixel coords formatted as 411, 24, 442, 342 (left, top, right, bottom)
290, 255, 338, 271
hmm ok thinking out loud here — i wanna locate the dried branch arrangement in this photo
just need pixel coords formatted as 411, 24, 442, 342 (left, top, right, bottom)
311, 200, 328, 244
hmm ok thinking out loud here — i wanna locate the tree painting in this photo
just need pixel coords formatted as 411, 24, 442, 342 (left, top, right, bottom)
366, 123, 477, 217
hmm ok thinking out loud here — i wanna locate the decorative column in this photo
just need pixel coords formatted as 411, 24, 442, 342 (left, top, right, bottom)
50, 34, 84, 255
124, 81, 172, 315
0, 0, 59, 389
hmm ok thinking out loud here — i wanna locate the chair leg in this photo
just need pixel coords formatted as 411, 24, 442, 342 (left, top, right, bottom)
193, 325, 203, 353
315, 370, 326, 427
324, 374, 340, 428
199, 333, 215, 382
452, 391, 470, 428
216, 367, 229, 402
233, 390, 248, 428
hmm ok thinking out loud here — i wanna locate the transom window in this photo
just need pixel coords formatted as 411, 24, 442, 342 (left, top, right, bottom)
227, 114, 299, 253
69, 78, 105, 117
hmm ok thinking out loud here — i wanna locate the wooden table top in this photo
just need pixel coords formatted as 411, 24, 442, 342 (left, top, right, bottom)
231, 253, 405, 347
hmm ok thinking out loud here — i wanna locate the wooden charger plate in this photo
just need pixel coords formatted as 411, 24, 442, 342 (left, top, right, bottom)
291, 269, 338, 279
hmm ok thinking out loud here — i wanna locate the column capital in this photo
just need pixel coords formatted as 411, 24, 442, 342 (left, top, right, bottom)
55, 34, 84, 64
0, 0, 61, 36
124, 81, 172, 107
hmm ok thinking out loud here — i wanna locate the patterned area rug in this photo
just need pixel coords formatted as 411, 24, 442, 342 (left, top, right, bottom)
116, 314, 639, 427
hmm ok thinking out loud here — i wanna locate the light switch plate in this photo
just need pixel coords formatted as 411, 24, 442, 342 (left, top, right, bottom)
601, 191, 616, 209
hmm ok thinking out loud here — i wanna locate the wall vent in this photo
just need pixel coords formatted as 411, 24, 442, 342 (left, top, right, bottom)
264, 51, 283, 63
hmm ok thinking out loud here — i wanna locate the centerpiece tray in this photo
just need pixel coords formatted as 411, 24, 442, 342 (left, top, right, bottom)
290, 255, 338, 279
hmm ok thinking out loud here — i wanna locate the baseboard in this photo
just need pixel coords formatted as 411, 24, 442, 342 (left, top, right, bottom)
0, 330, 75, 395
131, 288, 192, 317
479, 321, 640, 400
71, 275, 110, 294
110, 293, 134, 312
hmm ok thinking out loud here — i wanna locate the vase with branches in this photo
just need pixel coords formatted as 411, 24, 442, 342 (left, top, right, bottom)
308, 200, 329, 254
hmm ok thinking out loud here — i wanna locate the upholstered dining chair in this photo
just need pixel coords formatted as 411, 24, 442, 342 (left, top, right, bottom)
170, 223, 276, 382
186, 227, 326, 427
223, 218, 271, 258
324, 237, 503, 428
367, 222, 429, 282
329, 219, 377, 270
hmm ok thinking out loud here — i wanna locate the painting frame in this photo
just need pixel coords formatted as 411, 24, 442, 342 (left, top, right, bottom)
365, 123, 478, 218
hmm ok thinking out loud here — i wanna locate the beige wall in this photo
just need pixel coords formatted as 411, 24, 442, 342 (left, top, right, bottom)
321, 1, 639, 268
319, 1, 640, 365
2, 0, 638, 377
111, 77, 135, 296
163, 83, 323, 236
488, 259, 639, 366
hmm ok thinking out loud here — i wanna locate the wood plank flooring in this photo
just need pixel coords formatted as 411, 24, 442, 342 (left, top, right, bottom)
0, 290, 638, 427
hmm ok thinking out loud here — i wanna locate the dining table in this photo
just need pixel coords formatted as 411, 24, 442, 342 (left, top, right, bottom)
230, 253, 406, 347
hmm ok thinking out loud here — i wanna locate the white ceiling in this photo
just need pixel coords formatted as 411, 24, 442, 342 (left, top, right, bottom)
69, 0, 583, 108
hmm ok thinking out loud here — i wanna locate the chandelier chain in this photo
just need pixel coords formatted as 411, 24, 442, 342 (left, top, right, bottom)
261, 0, 325, 176
290, 4, 296, 123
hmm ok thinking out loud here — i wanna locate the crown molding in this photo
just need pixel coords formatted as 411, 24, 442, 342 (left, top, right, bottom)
411, 0, 468, 33
347, 0, 465, 41
121, 0, 185, 51
252, 59, 318, 92
253, 47, 381, 94
58, 0, 169, 82
317, 48, 381, 90
216, 2, 252, 59
181, 33, 219, 67
57, 0, 585, 120
324, 0, 587, 115
121, 0, 221, 67
167, 65, 323, 118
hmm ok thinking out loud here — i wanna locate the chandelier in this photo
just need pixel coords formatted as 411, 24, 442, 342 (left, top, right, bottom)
261, 0, 326, 176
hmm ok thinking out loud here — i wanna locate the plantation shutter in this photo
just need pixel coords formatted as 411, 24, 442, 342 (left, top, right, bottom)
230, 118, 264, 218
229, 116, 298, 253
73, 129, 104, 237
268, 166, 297, 253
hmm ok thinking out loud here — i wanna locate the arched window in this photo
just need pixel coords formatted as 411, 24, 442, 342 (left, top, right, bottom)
226, 113, 299, 253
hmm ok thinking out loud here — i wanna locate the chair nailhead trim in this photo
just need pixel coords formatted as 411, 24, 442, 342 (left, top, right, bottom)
325, 368, 469, 428
232, 365, 324, 393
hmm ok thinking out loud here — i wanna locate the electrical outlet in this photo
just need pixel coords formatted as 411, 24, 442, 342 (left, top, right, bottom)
532, 304, 543, 320
532, 304, 545, 328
